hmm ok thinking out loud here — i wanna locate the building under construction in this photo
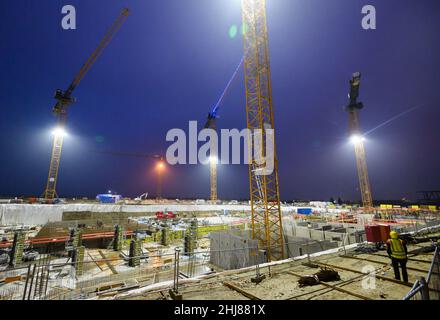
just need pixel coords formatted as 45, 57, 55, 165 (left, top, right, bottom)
1, 0, 439, 306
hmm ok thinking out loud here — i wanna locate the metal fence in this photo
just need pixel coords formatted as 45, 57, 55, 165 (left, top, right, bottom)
0, 236, 337, 300
0, 248, 213, 300
4, 242, 437, 300
404, 245, 440, 300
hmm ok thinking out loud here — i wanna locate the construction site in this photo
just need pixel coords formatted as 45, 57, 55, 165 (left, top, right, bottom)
1, 0, 439, 304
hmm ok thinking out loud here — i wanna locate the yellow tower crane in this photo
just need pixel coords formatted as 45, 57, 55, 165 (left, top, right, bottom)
43, 8, 129, 200
345, 72, 373, 208
209, 157, 218, 202
204, 57, 244, 203
241, 0, 284, 261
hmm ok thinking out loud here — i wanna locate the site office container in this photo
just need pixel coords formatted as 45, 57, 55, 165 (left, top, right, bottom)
378, 224, 391, 242
365, 225, 382, 243
96, 194, 122, 203
297, 208, 313, 215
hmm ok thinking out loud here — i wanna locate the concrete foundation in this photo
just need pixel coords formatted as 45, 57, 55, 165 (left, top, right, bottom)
209, 230, 264, 270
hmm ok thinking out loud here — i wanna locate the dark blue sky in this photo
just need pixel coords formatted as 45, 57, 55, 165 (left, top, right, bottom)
0, 0, 439, 201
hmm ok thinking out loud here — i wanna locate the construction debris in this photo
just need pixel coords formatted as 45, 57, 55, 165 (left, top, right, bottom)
298, 268, 341, 287
354, 243, 378, 254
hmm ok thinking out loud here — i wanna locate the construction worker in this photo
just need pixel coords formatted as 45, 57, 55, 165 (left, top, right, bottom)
386, 231, 409, 282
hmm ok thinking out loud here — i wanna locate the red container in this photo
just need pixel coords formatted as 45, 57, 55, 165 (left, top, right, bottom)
365, 225, 382, 243
378, 224, 391, 242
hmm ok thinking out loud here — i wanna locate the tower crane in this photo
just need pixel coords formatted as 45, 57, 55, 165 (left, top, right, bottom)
204, 57, 244, 202
43, 8, 129, 200
345, 72, 373, 208
240, 0, 284, 261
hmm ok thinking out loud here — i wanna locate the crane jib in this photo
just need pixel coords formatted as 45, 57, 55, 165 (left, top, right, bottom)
43, 8, 129, 200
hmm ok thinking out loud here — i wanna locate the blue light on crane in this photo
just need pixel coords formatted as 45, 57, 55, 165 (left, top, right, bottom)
205, 56, 244, 126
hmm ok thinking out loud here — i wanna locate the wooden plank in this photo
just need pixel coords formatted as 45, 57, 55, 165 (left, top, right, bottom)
315, 262, 414, 287
283, 272, 367, 300
223, 281, 260, 300
87, 252, 104, 271
98, 250, 118, 275
341, 254, 429, 273
371, 252, 432, 264
286, 271, 372, 300
4, 276, 22, 283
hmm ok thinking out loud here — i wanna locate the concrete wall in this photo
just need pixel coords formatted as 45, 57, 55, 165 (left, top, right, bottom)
282, 219, 365, 247
295, 227, 312, 238
310, 229, 326, 241
209, 230, 341, 270
0, 203, 302, 226
209, 230, 264, 270
284, 236, 339, 257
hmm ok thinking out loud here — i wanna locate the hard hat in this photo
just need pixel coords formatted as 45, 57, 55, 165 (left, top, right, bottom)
390, 231, 398, 239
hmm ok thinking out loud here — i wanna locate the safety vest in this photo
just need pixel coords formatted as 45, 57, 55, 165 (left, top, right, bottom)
389, 239, 407, 259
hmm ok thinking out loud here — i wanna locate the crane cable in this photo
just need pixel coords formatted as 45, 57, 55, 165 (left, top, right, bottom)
211, 56, 245, 115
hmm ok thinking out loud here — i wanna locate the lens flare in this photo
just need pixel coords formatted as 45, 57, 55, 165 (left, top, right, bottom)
229, 24, 238, 38
52, 127, 67, 137
350, 134, 365, 144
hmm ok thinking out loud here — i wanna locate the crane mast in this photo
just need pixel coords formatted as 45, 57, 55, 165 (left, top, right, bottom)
205, 119, 218, 202
241, 0, 284, 261
210, 157, 218, 202
43, 8, 129, 200
204, 57, 244, 203
346, 72, 373, 208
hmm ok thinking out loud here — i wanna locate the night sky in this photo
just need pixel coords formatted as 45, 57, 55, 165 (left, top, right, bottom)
0, 0, 439, 202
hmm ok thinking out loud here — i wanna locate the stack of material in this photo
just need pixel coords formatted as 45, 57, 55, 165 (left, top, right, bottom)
298, 268, 341, 287
354, 243, 378, 254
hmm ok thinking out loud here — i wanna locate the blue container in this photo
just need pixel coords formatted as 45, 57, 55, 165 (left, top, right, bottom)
297, 208, 312, 215
96, 194, 122, 203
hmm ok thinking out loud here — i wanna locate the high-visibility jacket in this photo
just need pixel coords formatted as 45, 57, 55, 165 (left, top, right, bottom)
388, 239, 407, 260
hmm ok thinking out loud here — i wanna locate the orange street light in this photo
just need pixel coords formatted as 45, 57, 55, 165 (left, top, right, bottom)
156, 160, 166, 199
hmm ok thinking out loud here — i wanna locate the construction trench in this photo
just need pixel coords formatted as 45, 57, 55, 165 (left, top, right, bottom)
0, 202, 439, 300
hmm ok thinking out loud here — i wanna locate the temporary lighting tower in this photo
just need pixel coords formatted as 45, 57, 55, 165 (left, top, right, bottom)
43, 8, 129, 200
345, 72, 373, 208
241, 0, 284, 261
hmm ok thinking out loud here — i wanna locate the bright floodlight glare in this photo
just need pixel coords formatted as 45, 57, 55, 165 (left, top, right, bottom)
350, 134, 365, 144
52, 127, 67, 137
157, 161, 165, 170
209, 156, 218, 164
